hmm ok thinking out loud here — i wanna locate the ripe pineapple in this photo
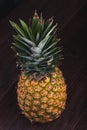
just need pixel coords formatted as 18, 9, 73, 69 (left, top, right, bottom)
10, 11, 67, 123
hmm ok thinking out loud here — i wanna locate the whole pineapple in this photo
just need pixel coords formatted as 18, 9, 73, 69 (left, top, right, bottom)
10, 11, 67, 123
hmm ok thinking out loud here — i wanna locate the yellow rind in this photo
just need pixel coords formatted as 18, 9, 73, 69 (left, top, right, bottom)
17, 67, 67, 123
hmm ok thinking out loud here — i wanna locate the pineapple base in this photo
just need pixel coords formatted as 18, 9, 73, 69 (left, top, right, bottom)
17, 67, 67, 123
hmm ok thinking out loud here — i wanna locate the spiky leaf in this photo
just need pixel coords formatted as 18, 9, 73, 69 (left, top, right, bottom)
10, 11, 63, 79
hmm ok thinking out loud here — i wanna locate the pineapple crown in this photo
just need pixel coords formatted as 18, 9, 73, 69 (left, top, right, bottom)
10, 11, 63, 80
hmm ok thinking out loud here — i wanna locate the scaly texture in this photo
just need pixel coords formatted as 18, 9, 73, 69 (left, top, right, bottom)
17, 67, 67, 123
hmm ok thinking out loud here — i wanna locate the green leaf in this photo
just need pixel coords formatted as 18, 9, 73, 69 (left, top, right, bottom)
31, 47, 42, 54
40, 19, 53, 40
9, 20, 25, 37
32, 18, 39, 31
18, 55, 33, 61
12, 42, 31, 55
19, 19, 28, 31
32, 18, 42, 42
13, 35, 31, 49
43, 47, 60, 57
41, 32, 56, 51
20, 36, 36, 47
10, 15, 63, 76
25, 61, 39, 66
46, 24, 57, 37
42, 41, 58, 54
13, 35, 32, 54
36, 32, 40, 42
19, 19, 35, 41
11, 45, 27, 56
39, 20, 45, 36
39, 55, 52, 64
38, 35, 50, 49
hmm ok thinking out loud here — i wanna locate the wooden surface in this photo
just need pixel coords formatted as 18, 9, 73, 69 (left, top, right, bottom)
0, 0, 87, 130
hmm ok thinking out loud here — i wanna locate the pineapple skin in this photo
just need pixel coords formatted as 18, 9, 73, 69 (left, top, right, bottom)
17, 67, 67, 123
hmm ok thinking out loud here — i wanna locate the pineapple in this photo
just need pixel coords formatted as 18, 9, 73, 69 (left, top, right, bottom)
10, 11, 67, 123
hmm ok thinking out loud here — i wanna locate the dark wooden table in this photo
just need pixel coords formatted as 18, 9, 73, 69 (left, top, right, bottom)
0, 0, 87, 130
